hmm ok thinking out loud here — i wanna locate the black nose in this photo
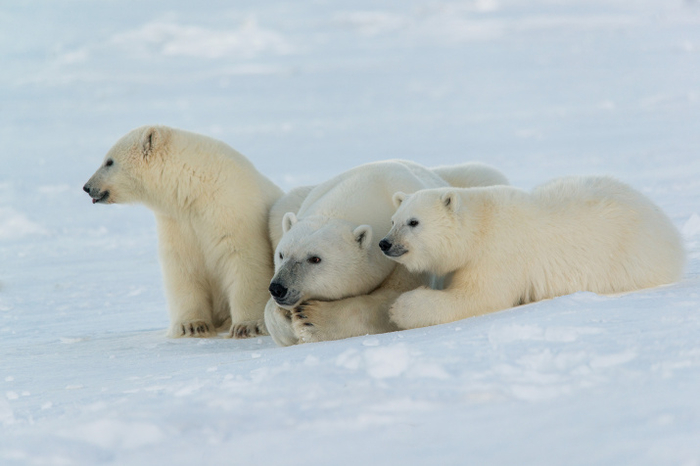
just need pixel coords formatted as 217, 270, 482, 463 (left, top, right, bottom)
379, 239, 392, 252
83, 184, 90, 194
269, 282, 288, 299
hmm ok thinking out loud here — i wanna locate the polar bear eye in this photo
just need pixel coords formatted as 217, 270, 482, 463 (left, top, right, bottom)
105, 159, 114, 167
408, 219, 419, 227
308, 256, 321, 264
279, 253, 283, 260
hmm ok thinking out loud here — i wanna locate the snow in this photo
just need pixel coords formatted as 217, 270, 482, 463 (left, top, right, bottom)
1, 0, 699, 464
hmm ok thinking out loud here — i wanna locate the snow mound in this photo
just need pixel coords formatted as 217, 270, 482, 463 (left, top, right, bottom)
682, 213, 700, 238
0, 207, 46, 240
0, 399, 14, 426
110, 17, 294, 59
61, 419, 166, 450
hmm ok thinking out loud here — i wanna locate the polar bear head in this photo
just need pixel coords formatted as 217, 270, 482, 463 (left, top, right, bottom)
269, 214, 394, 309
83, 125, 173, 206
379, 188, 464, 276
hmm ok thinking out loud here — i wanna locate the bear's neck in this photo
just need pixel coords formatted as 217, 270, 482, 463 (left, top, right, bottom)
144, 159, 219, 217
456, 186, 536, 268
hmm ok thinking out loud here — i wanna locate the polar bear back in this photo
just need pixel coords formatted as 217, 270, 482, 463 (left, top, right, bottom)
523, 176, 685, 296
458, 176, 685, 303
297, 159, 447, 234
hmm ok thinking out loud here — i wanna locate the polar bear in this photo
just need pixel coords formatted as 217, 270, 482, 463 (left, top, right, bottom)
265, 161, 509, 345
380, 176, 686, 329
83, 125, 283, 338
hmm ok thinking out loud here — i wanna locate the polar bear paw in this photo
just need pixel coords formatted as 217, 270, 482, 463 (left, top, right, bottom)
172, 320, 216, 338
228, 319, 269, 339
291, 301, 324, 343
388, 288, 430, 330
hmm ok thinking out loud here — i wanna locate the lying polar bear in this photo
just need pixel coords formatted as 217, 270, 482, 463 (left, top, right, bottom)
380, 176, 685, 329
265, 160, 509, 345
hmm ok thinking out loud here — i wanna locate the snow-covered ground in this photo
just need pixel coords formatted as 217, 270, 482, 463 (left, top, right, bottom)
2, 0, 700, 464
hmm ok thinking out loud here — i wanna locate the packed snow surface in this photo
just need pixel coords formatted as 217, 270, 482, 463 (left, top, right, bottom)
1, 0, 700, 464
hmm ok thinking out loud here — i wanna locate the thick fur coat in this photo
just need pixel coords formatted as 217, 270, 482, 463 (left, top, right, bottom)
265, 160, 509, 345
84, 125, 282, 338
381, 176, 685, 329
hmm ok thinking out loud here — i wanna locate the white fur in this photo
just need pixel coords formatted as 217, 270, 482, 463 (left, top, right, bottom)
431, 162, 509, 188
83, 125, 283, 338
382, 176, 686, 329
264, 160, 509, 345
271, 160, 447, 306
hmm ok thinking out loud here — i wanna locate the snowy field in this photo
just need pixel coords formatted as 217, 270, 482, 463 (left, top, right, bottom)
2, 0, 700, 464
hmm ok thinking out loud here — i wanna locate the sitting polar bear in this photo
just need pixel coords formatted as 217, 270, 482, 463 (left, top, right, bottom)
265, 160, 509, 345
83, 125, 282, 338
380, 176, 686, 329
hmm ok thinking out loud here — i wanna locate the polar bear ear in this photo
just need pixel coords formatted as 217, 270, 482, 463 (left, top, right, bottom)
141, 127, 158, 158
392, 192, 407, 208
282, 212, 298, 234
440, 190, 460, 213
353, 225, 373, 250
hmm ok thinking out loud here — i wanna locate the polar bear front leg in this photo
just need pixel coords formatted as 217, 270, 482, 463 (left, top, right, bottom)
157, 217, 216, 338
389, 276, 512, 330
291, 289, 402, 343
290, 298, 366, 343
290, 264, 426, 343
224, 245, 272, 339
388, 287, 457, 330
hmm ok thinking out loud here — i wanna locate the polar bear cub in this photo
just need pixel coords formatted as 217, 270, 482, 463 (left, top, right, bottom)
380, 176, 685, 329
83, 125, 282, 338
